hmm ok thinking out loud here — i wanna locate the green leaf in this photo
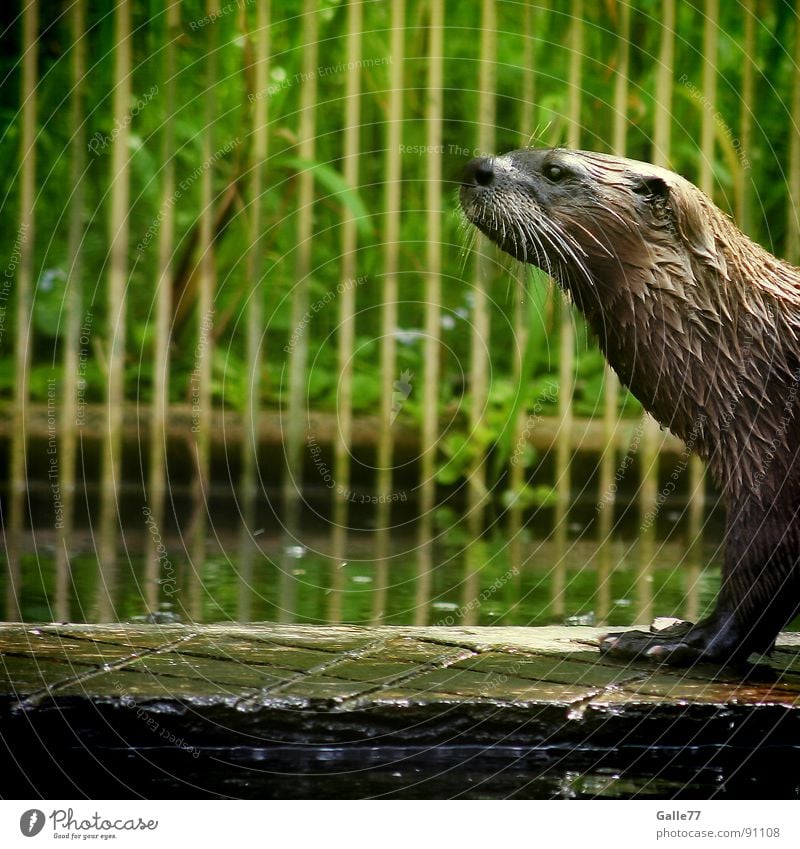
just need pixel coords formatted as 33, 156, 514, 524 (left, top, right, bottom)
491, 269, 552, 479
279, 156, 375, 240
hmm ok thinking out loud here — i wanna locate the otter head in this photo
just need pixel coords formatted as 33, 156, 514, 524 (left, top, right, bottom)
459, 148, 727, 323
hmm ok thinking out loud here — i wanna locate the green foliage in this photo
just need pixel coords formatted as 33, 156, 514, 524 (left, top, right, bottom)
0, 0, 792, 487
279, 156, 375, 240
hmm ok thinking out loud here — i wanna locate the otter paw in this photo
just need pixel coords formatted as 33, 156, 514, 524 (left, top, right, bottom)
599, 620, 701, 665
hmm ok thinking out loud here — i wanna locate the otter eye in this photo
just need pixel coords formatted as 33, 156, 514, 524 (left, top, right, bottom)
543, 163, 568, 183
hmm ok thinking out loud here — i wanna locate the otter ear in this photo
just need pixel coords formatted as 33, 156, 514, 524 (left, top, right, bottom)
633, 175, 669, 201
634, 172, 724, 273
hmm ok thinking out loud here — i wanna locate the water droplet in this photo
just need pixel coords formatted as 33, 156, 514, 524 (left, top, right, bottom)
565, 612, 596, 626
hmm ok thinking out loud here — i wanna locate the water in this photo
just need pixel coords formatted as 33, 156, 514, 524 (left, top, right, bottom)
4, 519, 725, 628
5, 511, 800, 801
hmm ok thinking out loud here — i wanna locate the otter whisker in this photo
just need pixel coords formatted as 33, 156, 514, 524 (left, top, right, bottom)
566, 219, 615, 259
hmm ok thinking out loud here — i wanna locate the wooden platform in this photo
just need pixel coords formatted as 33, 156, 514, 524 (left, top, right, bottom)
1, 623, 799, 799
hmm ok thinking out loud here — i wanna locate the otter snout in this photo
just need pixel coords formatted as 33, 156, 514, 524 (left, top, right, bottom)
461, 156, 496, 188
459, 157, 500, 226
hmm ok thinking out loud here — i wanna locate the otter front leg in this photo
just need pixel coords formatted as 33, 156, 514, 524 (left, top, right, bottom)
599, 498, 800, 666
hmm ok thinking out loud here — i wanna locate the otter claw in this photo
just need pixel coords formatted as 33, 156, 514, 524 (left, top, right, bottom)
598, 628, 702, 665
644, 642, 695, 663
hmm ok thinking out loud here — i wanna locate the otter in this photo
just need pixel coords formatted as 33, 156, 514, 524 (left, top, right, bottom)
460, 148, 800, 666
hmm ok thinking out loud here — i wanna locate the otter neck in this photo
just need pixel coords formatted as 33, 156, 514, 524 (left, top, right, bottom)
574, 225, 800, 501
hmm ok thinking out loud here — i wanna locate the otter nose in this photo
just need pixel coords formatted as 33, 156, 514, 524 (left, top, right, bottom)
462, 157, 495, 188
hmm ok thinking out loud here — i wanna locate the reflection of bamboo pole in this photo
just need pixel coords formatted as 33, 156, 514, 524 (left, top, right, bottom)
238, 0, 270, 623
787, 0, 800, 264
328, 524, 345, 624
97, 0, 132, 622
187, 0, 220, 623
461, 538, 485, 626
7, 0, 38, 622
467, 0, 496, 535
552, 7, 582, 618
56, 0, 87, 623
147, 1, 180, 616
738, 0, 754, 235
284, 0, 318, 539
414, 536, 432, 626
596, 0, 630, 624
371, 526, 388, 625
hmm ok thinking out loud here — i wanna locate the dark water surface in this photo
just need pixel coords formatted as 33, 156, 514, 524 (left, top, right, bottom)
5, 521, 725, 628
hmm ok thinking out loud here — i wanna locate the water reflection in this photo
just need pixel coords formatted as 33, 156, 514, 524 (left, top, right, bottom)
2, 518, 729, 629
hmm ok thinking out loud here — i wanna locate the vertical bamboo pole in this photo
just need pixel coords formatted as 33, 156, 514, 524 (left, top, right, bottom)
653, 0, 675, 170
330, 0, 362, 623
507, 0, 535, 583
611, 1, 630, 159
147, 0, 180, 617
638, 0, 676, 625
188, 0, 220, 622
56, 0, 88, 623
415, 0, 444, 626
596, 0, 630, 624
96, 0, 132, 621
552, 4, 582, 618
377, 2, 405, 509
372, 0, 405, 625
461, 0, 496, 621
467, 0, 496, 526
700, 1, 718, 197
738, 0, 755, 234
238, 0, 270, 622
519, 1, 535, 140
6, 0, 39, 621
282, 1, 318, 620
787, 0, 800, 264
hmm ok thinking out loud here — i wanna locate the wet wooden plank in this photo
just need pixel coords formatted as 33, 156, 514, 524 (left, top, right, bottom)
118, 653, 297, 689
56, 669, 256, 699
0, 623, 798, 746
0, 654, 98, 691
